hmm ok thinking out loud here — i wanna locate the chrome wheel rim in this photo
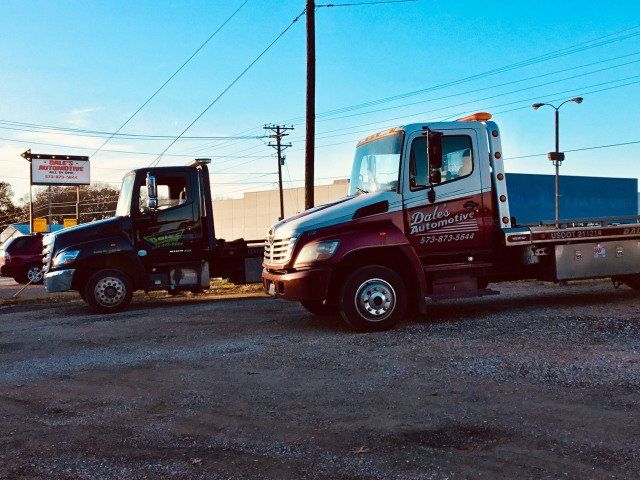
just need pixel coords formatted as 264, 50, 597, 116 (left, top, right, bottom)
94, 277, 126, 307
27, 267, 43, 283
354, 278, 396, 322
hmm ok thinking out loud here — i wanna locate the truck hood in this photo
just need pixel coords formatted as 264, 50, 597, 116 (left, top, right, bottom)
271, 190, 401, 238
47, 217, 126, 251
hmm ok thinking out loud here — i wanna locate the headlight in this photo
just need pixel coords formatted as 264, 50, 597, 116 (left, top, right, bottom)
294, 240, 339, 267
52, 249, 80, 267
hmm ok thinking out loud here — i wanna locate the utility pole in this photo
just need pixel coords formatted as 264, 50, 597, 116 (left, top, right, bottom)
305, 0, 316, 210
264, 124, 294, 220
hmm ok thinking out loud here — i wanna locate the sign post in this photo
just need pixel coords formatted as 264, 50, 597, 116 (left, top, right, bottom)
21, 151, 90, 233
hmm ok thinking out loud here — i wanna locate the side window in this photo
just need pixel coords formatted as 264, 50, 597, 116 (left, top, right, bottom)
409, 135, 474, 190
139, 174, 190, 212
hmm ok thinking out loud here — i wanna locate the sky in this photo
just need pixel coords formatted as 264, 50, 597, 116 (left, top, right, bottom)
1, 0, 640, 206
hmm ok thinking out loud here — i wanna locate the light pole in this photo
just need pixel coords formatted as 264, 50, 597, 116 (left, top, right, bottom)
532, 97, 583, 227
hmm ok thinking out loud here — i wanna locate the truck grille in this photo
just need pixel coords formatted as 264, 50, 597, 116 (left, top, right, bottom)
263, 236, 295, 265
42, 234, 54, 273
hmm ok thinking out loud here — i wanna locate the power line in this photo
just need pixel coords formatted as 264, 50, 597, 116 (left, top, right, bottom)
90, 0, 251, 158
0, 135, 272, 159
0, 120, 264, 141
149, 8, 307, 168
505, 140, 640, 160
317, 0, 416, 5
178, 24, 640, 166
312, 53, 640, 124
308, 27, 640, 119
284, 74, 640, 152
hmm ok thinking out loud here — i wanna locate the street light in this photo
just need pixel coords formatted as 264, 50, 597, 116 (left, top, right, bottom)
532, 97, 583, 227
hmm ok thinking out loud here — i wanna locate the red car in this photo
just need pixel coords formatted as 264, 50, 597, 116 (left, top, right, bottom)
0, 234, 44, 284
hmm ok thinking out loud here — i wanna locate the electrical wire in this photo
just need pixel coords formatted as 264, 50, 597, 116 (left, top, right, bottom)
90, 0, 251, 157
317, 0, 417, 6
148, 8, 307, 168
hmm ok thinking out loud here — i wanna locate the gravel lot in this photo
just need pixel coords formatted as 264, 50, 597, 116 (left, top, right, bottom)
0, 279, 638, 479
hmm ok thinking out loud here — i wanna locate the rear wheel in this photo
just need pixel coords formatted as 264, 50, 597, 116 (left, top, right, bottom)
338, 265, 406, 332
84, 269, 133, 313
300, 300, 338, 317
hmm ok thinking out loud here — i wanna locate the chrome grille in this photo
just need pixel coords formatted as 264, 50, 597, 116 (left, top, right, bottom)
42, 234, 54, 273
263, 236, 295, 265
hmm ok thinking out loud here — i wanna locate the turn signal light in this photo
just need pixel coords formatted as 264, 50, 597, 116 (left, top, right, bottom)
457, 112, 492, 122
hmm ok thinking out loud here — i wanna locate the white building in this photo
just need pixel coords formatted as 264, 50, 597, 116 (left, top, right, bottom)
213, 179, 349, 241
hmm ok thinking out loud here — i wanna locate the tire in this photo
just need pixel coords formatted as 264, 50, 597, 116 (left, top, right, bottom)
621, 274, 640, 291
14, 265, 43, 285
300, 300, 338, 317
84, 269, 133, 313
338, 265, 407, 332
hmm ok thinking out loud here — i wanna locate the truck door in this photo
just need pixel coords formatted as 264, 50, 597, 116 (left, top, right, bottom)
402, 128, 492, 264
133, 171, 201, 265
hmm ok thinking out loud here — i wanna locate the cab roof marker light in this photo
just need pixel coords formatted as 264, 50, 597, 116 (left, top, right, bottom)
457, 112, 492, 122
356, 127, 404, 147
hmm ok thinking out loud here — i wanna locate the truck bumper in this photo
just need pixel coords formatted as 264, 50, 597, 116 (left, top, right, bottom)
262, 267, 332, 302
44, 269, 75, 293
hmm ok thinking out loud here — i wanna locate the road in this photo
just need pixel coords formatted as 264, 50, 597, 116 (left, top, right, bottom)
0, 280, 638, 479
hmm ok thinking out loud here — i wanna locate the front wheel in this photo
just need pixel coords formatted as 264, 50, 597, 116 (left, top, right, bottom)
300, 300, 338, 317
84, 269, 133, 313
14, 265, 43, 284
338, 265, 406, 332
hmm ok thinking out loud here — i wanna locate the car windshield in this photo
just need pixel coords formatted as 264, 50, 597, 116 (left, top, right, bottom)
348, 132, 404, 195
115, 173, 135, 217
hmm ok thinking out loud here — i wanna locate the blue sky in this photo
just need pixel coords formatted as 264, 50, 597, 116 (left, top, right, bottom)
1, 0, 639, 202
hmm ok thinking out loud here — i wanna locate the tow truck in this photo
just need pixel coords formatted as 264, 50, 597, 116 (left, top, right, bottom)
262, 113, 640, 331
43, 159, 263, 311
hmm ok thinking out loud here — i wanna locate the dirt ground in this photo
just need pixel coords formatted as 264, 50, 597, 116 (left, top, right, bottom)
0, 279, 638, 479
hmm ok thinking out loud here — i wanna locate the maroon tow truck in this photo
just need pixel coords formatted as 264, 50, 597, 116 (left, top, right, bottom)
262, 113, 640, 331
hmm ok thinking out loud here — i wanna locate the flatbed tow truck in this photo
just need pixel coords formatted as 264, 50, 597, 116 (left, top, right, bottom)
43, 159, 263, 311
262, 113, 640, 331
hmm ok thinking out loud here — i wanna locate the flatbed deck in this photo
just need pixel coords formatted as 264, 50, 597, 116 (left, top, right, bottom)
503, 215, 640, 246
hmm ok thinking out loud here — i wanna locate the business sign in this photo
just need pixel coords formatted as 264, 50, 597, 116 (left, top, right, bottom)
63, 218, 78, 229
33, 218, 47, 233
31, 157, 90, 186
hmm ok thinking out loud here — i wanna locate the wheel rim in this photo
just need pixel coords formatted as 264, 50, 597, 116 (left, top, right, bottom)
94, 276, 126, 307
27, 267, 43, 283
354, 278, 396, 322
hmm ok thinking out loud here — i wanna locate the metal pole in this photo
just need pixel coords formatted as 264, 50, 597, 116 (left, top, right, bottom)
304, 0, 316, 211
29, 162, 33, 233
47, 185, 52, 232
275, 126, 285, 220
554, 108, 560, 227
76, 185, 80, 224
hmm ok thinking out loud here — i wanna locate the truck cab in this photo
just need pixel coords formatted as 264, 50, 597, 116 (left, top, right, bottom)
43, 159, 262, 311
262, 113, 640, 331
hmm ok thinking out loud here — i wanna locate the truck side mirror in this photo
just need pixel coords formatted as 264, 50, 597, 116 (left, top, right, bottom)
146, 172, 158, 209
428, 130, 443, 185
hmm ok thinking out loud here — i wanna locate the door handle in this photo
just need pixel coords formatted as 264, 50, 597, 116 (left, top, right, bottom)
464, 200, 479, 211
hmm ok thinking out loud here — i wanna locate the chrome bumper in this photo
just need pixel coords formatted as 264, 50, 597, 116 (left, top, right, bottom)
44, 269, 75, 293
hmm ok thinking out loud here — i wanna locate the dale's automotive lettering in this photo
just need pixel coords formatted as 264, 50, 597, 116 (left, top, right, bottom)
409, 203, 479, 242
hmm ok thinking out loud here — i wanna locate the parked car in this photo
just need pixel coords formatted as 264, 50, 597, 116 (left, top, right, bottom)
0, 234, 44, 284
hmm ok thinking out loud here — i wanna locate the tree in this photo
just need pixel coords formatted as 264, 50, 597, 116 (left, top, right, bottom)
0, 182, 26, 228
29, 183, 120, 226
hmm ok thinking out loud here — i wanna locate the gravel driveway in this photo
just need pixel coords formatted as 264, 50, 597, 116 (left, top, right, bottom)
0, 279, 638, 479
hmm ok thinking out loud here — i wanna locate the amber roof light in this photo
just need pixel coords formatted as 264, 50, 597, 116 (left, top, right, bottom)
457, 112, 492, 122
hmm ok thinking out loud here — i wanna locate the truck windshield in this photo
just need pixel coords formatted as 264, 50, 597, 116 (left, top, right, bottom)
115, 173, 135, 217
349, 132, 404, 195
